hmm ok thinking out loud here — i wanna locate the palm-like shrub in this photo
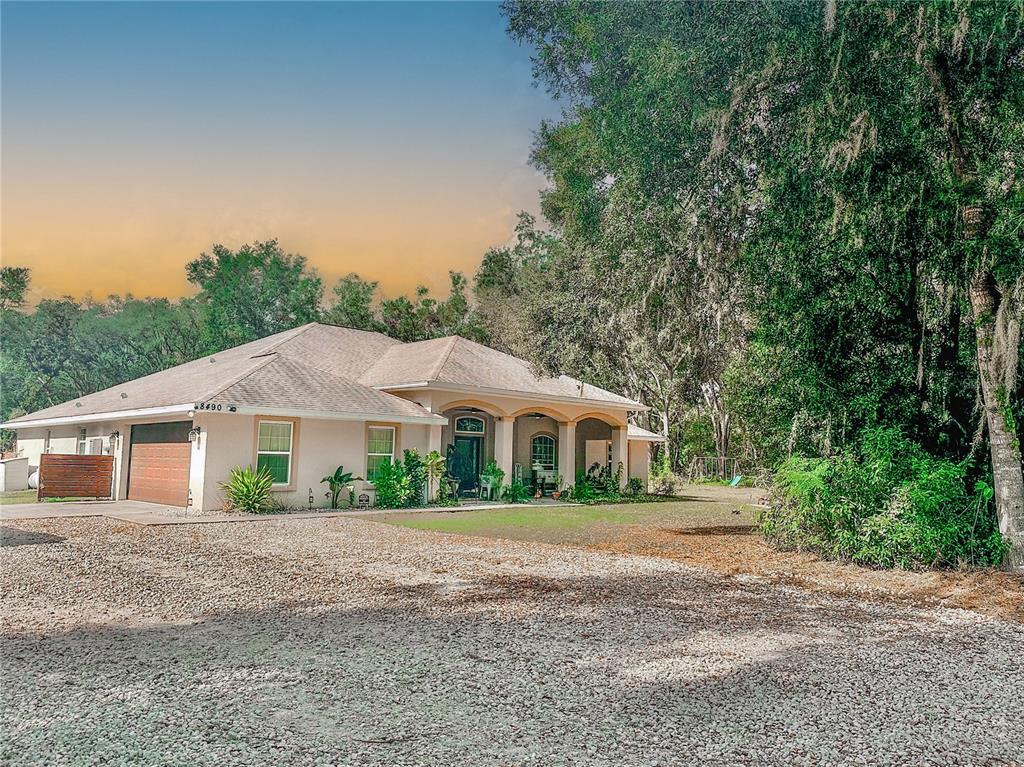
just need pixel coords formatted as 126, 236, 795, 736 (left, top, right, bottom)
321, 465, 358, 509
501, 480, 532, 503
222, 465, 275, 514
423, 450, 446, 502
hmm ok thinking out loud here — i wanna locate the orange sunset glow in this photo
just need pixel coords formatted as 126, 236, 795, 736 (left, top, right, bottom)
1, 2, 557, 302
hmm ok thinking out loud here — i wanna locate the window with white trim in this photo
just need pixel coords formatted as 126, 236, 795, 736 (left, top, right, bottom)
44, 430, 52, 454
367, 426, 396, 482
531, 435, 556, 470
77, 428, 88, 455
257, 421, 293, 485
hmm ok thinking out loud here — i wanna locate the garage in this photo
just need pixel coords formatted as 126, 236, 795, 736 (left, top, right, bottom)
127, 421, 192, 506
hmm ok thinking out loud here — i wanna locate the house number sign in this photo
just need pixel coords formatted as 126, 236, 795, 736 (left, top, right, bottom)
193, 402, 233, 411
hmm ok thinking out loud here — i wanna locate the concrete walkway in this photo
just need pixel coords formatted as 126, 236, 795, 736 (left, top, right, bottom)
0, 498, 571, 526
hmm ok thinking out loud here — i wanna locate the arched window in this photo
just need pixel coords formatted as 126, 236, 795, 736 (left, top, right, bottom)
455, 416, 485, 434
531, 435, 556, 470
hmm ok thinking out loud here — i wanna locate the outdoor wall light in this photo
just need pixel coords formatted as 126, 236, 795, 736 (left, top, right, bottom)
109, 430, 120, 441
187, 426, 202, 442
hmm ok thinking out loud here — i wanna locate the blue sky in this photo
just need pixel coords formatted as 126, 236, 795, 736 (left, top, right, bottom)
1, 1, 560, 299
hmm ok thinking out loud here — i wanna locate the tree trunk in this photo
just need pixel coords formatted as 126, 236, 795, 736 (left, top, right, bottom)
969, 271, 1024, 569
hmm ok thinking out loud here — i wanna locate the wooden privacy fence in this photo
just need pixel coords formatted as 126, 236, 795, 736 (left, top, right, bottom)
38, 453, 114, 500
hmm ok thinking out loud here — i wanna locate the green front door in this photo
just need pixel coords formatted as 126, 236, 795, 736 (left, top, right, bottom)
450, 436, 482, 495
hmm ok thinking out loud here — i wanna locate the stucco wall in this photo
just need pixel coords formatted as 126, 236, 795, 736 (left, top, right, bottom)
628, 441, 651, 489
513, 415, 559, 471
195, 413, 377, 511
575, 418, 612, 475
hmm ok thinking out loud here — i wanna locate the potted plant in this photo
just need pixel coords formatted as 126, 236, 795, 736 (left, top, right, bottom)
551, 474, 564, 500
480, 460, 505, 500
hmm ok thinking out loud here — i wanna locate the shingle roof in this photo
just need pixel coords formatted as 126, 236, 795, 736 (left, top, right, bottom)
3, 324, 437, 426
360, 336, 643, 408
627, 424, 666, 442
206, 356, 436, 421
4, 323, 644, 427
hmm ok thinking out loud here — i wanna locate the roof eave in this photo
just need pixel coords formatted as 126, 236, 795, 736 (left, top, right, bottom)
372, 381, 648, 411
226, 405, 447, 426
0, 403, 196, 430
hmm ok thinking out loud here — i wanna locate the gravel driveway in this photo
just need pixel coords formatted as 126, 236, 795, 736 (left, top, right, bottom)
1, 516, 1022, 766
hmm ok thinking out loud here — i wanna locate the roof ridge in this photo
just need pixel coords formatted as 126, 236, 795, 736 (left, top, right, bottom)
428, 335, 460, 381
197, 353, 279, 404
258, 322, 320, 355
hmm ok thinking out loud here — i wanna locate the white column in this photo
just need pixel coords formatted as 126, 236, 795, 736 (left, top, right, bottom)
188, 416, 209, 512
428, 424, 442, 454
557, 420, 576, 489
610, 426, 629, 489
494, 417, 515, 484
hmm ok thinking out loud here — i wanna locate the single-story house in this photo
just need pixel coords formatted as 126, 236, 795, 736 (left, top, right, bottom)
1, 323, 664, 510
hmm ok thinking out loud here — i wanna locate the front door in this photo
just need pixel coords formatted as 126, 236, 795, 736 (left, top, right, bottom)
450, 436, 482, 495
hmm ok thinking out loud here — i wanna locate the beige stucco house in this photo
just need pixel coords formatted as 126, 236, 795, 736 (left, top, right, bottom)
2, 323, 663, 510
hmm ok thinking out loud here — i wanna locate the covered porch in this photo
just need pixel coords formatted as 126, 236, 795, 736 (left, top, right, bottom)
437, 401, 631, 497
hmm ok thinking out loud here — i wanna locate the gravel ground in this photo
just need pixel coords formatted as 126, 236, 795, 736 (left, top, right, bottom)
1, 517, 1022, 767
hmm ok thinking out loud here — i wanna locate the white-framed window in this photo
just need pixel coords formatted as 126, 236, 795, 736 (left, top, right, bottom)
77, 428, 88, 455
366, 426, 396, 481
531, 435, 556, 470
455, 416, 485, 434
256, 420, 293, 485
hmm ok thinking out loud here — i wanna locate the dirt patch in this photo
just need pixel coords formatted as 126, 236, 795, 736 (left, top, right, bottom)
663, 525, 756, 536
594, 524, 1024, 623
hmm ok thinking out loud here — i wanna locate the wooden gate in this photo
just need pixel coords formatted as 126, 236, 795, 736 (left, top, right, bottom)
37, 454, 114, 500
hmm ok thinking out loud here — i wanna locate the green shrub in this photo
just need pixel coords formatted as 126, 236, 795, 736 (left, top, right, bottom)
760, 428, 1007, 569
625, 477, 644, 496
501, 480, 532, 503
374, 459, 414, 509
403, 449, 427, 505
222, 465, 275, 514
433, 474, 459, 507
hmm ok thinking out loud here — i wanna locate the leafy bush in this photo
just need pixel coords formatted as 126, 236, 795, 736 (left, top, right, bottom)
433, 474, 459, 507
373, 459, 414, 509
649, 449, 679, 495
403, 449, 427, 505
222, 465, 275, 514
760, 428, 1007, 569
625, 477, 644, 496
501, 480, 532, 503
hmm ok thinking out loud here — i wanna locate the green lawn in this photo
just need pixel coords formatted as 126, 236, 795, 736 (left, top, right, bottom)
370, 488, 760, 549
0, 489, 37, 506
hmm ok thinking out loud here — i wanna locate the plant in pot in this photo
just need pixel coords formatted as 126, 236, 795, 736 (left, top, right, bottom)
551, 474, 564, 500
321, 465, 360, 510
480, 460, 505, 499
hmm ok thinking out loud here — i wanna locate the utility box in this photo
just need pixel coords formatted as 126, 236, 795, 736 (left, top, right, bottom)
0, 456, 30, 492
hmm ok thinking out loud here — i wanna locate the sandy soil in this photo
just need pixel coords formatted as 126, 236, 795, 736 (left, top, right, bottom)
376, 485, 1024, 623
2, 515, 1022, 766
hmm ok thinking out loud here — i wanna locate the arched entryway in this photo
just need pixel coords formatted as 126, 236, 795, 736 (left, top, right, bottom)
576, 417, 613, 476
512, 412, 560, 493
440, 406, 497, 495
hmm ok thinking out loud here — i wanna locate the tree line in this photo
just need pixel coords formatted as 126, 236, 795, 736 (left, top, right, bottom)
1, 0, 1021, 565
